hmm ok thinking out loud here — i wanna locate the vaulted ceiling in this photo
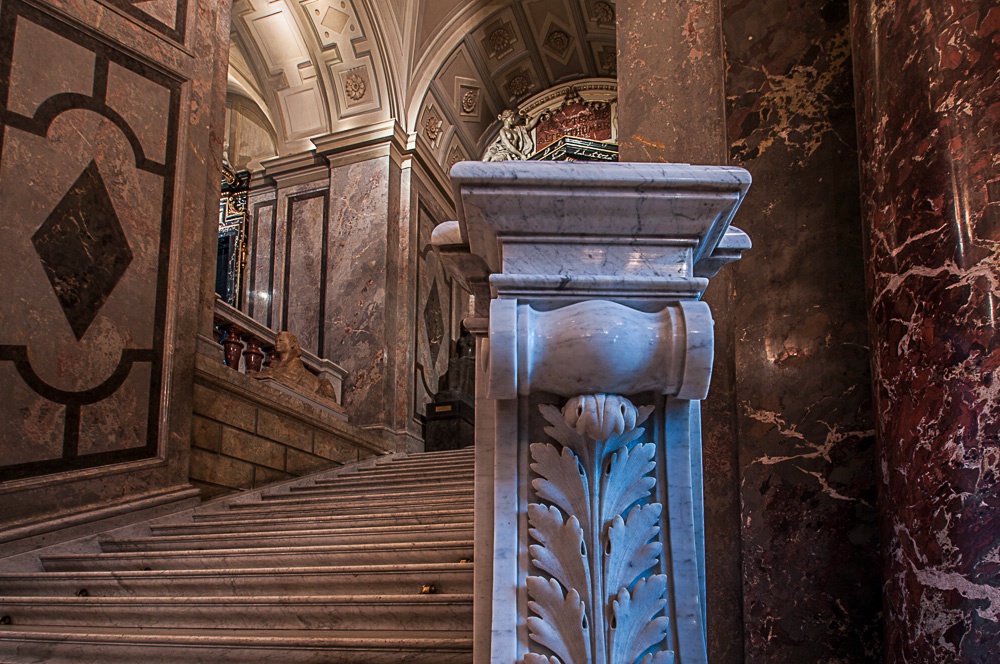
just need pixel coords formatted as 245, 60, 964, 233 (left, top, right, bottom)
228, 0, 616, 166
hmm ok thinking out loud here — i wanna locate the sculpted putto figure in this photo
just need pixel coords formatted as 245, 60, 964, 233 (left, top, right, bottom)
483, 109, 549, 161
254, 331, 338, 402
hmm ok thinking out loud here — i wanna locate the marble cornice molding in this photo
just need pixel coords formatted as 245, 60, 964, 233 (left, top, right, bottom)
437, 161, 751, 402
259, 150, 327, 188
311, 120, 410, 159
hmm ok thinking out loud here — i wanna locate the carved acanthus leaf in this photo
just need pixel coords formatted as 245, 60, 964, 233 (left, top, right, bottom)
604, 504, 663, 595
564, 394, 653, 441
527, 395, 673, 664
526, 576, 590, 664
524, 656, 563, 664
531, 442, 590, 533
528, 504, 591, 605
610, 575, 672, 664
601, 442, 657, 524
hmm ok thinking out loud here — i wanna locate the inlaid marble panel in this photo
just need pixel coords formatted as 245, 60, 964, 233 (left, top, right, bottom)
414, 204, 453, 417
248, 196, 276, 325
322, 157, 390, 427
283, 192, 328, 356
0, 0, 180, 481
105, 0, 187, 42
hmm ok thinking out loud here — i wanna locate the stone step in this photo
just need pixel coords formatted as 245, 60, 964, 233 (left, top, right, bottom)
357, 459, 474, 474
332, 465, 473, 481
0, 562, 473, 597
258, 486, 472, 504
0, 594, 473, 631
290, 477, 472, 492
0, 627, 472, 664
223, 495, 474, 514
41, 541, 475, 572
164, 507, 474, 532
101, 523, 474, 552
383, 448, 473, 462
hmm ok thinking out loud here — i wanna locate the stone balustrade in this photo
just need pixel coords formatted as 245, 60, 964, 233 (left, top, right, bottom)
212, 296, 347, 405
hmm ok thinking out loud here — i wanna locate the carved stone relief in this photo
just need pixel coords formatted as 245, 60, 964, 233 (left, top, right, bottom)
526, 395, 674, 664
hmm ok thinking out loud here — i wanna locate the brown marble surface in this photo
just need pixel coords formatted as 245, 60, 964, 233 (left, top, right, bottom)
852, 0, 1000, 660
322, 156, 393, 430
617, 0, 728, 165
618, 3, 738, 660
724, 0, 883, 661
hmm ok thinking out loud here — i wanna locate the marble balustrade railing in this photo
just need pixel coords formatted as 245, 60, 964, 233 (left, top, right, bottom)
212, 296, 347, 404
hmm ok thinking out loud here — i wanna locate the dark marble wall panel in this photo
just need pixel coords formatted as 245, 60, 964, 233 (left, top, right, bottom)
851, 1, 1000, 660
414, 204, 454, 417
723, 0, 882, 661
323, 157, 391, 428
283, 192, 328, 356
247, 195, 276, 325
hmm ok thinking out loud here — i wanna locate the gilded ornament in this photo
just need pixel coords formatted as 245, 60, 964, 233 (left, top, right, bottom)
509, 75, 530, 98
424, 115, 442, 141
488, 28, 513, 57
546, 30, 570, 54
461, 90, 478, 114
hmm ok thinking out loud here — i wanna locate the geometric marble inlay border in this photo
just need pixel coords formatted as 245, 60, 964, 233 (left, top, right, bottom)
103, 0, 188, 43
0, 0, 182, 481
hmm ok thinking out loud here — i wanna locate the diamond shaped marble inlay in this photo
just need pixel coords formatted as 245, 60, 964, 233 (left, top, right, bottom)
424, 281, 443, 367
32, 160, 133, 340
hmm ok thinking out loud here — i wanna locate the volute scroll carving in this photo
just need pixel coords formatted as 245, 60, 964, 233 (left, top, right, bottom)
526, 395, 675, 664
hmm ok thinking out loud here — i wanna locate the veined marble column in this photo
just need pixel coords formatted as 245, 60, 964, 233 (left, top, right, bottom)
851, 0, 1000, 660
435, 162, 750, 663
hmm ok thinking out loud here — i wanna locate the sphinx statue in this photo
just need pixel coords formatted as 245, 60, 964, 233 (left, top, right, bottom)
253, 331, 338, 404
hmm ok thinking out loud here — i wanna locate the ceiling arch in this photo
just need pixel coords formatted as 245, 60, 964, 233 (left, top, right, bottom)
230, 0, 394, 153
230, 0, 617, 166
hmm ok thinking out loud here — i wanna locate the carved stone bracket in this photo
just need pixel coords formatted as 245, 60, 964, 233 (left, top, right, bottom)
486, 299, 713, 400
438, 161, 751, 664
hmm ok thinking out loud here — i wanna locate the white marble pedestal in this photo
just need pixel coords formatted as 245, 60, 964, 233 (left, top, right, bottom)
434, 161, 751, 664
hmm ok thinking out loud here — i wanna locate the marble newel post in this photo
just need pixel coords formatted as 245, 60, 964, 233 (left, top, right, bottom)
433, 162, 750, 663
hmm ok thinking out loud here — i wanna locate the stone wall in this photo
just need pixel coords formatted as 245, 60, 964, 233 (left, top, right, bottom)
190, 352, 389, 498
242, 129, 460, 451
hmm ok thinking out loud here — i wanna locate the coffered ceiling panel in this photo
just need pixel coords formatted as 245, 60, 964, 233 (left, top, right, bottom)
229, 0, 616, 166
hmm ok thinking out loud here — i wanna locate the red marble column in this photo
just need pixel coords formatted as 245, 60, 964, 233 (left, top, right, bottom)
851, 1, 1000, 660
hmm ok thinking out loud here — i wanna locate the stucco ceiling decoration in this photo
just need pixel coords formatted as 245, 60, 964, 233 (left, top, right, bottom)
229, 0, 392, 155
411, 0, 616, 170
226, 0, 615, 171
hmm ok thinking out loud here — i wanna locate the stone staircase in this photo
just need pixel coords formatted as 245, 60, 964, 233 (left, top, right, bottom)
0, 447, 475, 663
